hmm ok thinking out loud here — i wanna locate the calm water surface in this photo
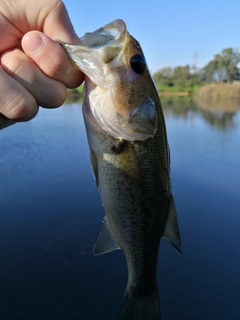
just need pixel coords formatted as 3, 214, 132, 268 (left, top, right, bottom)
0, 98, 240, 320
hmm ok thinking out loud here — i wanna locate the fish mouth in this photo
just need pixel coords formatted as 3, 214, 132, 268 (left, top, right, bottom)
79, 19, 126, 49
59, 19, 127, 85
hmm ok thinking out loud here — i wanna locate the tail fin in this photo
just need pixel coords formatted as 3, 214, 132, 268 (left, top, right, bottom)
119, 288, 161, 320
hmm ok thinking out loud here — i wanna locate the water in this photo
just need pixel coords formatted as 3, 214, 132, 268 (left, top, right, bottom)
0, 98, 240, 320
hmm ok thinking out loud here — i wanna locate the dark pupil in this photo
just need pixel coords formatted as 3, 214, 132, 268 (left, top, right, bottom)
130, 55, 146, 74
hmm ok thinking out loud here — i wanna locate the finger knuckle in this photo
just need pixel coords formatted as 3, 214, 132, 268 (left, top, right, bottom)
8, 93, 38, 120
1, 51, 24, 76
46, 56, 64, 78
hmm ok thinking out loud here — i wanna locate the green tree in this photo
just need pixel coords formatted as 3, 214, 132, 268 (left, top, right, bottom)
153, 67, 174, 86
152, 47, 240, 91
153, 65, 193, 89
221, 48, 240, 82
172, 65, 191, 87
202, 48, 240, 83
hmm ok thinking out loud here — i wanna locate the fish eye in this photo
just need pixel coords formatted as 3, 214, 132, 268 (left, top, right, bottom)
130, 55, 146, 74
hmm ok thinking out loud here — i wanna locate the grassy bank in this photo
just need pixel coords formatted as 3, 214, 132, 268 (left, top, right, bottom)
197, 83, 240, 100
156, 84, 202, 97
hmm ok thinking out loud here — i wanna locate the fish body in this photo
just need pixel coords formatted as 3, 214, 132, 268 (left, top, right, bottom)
60, 19, 181, 319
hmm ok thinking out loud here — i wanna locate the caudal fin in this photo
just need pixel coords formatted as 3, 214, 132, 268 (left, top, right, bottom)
119, 288, 161, 320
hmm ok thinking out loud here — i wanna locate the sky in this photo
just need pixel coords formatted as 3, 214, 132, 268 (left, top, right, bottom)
63, 0, 239, 73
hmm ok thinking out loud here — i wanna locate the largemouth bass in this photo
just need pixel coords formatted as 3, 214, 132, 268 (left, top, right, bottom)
60, 19, 181, 320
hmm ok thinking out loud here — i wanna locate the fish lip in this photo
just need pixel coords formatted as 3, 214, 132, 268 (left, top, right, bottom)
79, 19, 127, 49
59, 19, 126, 52
59, 41, 86, 53
58, 19, 128, 82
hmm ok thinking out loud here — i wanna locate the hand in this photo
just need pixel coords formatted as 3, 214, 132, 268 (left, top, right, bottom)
0, 0, 83, 130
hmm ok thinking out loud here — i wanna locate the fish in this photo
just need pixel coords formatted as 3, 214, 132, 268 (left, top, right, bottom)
60, 19, 181, 320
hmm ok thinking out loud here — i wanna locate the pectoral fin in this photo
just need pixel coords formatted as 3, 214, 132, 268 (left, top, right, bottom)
93, 216, 121, 255
162, 195, 182, 253
90, 151, 99, 186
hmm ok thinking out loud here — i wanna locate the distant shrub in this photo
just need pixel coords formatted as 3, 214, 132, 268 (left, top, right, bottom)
197, 83, 240, 100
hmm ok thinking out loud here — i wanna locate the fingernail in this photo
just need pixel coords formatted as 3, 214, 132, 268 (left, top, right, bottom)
23, 34, 44, 55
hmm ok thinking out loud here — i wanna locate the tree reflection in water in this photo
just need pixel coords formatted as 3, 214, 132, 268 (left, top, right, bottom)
161, 97, 240, 131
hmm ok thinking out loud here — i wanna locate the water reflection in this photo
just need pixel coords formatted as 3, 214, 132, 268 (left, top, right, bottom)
162, 97, 199, 119
162, 96, 240, 131
197, 97, 240, 112
200, 110, 236, 130
197, 98, 240, 130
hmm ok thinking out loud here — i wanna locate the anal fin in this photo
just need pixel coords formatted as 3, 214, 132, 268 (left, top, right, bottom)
94, 216, 121, 255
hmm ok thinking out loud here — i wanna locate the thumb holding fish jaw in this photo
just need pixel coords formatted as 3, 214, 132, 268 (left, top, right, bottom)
0, 33, 82, 130
22, 31, 84, 90
0, 0, 84, 130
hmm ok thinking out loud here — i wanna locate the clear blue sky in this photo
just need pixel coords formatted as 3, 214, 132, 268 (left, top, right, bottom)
63, 0, 239, 73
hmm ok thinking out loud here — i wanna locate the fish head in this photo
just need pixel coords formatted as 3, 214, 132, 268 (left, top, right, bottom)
60, 19, 158, 141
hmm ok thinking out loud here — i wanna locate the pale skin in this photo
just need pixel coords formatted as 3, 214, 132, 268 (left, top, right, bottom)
0, 0, 84, 130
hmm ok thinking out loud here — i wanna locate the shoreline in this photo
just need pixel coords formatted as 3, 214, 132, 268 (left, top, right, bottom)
159, 91, 191, 97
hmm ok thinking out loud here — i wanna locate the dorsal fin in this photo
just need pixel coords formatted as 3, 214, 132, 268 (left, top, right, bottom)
93, 216, 121, 255
162, 195, 182, 253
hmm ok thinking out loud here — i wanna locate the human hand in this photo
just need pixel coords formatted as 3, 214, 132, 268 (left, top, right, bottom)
0, 0, 83, 130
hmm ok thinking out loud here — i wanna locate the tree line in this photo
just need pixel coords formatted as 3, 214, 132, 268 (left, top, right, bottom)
153, 48, 240, 92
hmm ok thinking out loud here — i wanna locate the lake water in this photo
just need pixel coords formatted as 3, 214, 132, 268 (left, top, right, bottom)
0, 97, 240, 320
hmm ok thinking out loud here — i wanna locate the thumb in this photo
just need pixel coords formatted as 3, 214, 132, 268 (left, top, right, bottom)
22, 31, 83, 88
